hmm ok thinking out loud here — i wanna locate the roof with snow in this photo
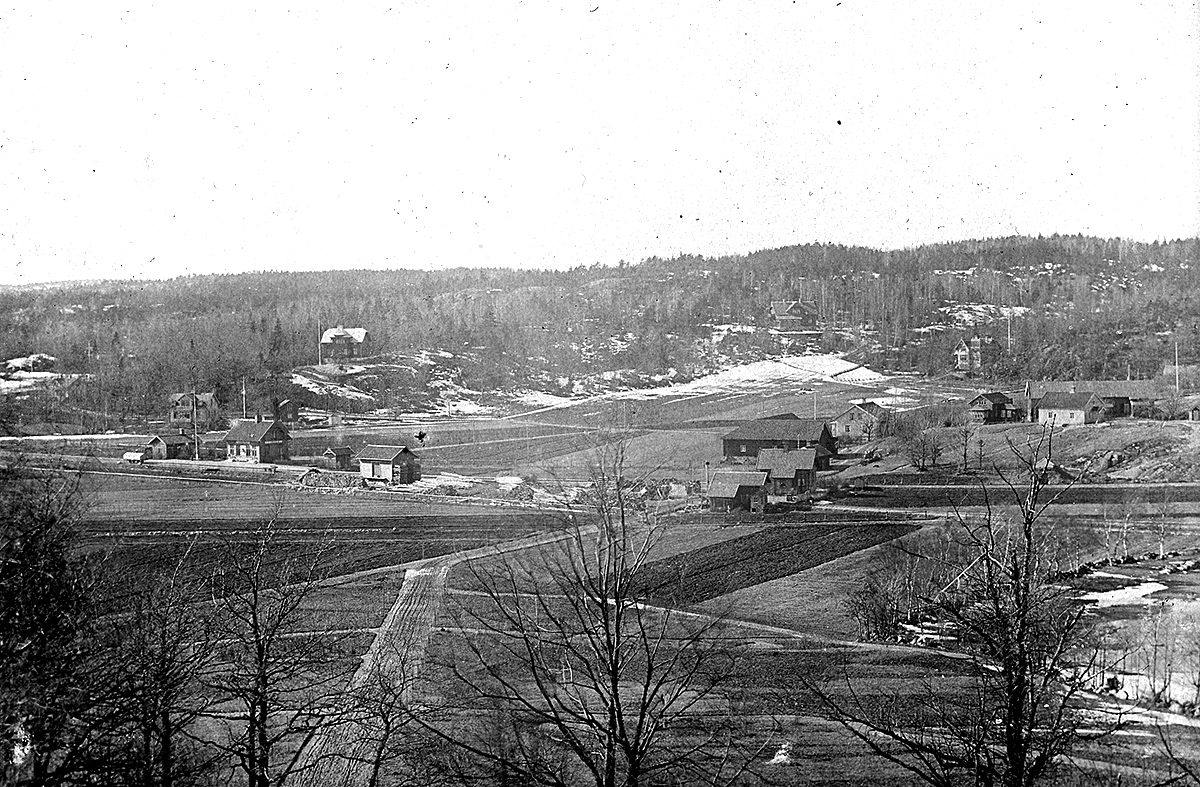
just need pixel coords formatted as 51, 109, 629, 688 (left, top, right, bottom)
225, 420, 290, 444
356, 444, 419, 463
707, 470, 768, 499
723, 418, 830, 443
756, 448, 817, 477
321, 326, 369, 344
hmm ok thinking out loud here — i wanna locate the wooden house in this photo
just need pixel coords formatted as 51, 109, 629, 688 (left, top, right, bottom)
953, 337, 997, 373
1035, 392, 1106, 426
755, 448, 817, 496
828, 402, 889, 442
770, 301, 818, 331
323, 446, 353, 470
706, 470, 768, 513
967, 392, 1021, 424
275, 398, 301, 424
722, 416, 836, 463
357, 444, 422, 484
146, 431, 194, 460
1025, 380, 1160, 421
167, 392, 218, 429
320, 326, 371, 360
224, 420, 291, 463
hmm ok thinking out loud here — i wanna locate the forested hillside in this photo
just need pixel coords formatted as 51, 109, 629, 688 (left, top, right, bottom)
2, 235, 1197, 426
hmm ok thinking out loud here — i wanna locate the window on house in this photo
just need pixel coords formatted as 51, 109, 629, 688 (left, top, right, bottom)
845, 424, 852, 435
739, 444, 746, 453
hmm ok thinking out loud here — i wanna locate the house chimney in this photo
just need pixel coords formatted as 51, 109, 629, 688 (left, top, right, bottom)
256, 411, 263, 423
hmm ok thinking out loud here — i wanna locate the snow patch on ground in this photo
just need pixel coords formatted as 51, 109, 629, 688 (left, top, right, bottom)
290, 373, 375, 401
1080, 581, 1168, 608
605, 355, 886, 402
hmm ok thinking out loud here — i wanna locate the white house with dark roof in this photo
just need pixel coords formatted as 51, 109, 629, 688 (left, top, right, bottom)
828, 401, 890, 442
1035, 392, 1106, 426
320, 326, 372, 360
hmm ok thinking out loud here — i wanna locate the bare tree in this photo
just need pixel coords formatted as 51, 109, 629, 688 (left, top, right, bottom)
201, 515, 351, 787
817, 428, 1116, 787
436, 442, 772, 787
105, 544, 218, 787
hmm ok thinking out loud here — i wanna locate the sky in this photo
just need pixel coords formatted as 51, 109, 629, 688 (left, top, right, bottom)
1, 1, 1198, 286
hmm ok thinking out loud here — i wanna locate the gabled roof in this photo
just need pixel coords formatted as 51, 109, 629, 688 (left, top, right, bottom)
356, 444, 419, 462
756, 448, 817, 477
148, 432, 191, 446
1027, 380, 1162, 400
169, 392, 216, 408
707, 470, 768, 499
1037, 392, 1104, 411
833, 401, 888, 420
969, 391, 1013, 408
323, 446, 353, 457
723, 418, 830, 443
321, 326, 369, 344
225, 420, 290, 444
770, 300, 816, 319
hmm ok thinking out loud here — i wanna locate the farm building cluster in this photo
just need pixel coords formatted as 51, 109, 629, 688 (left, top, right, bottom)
126, 387, 422, 485
705, 377, 1170, 512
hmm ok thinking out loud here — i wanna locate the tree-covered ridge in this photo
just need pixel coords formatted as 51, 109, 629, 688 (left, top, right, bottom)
1, 235, 1197, 422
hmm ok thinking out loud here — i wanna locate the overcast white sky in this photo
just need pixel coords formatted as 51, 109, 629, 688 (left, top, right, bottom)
2, 1, 1198, 285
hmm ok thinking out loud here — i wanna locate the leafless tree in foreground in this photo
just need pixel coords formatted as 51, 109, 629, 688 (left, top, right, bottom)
438, 441, 772, 787
819, 426, 1117, 787
201, 514, 352, 787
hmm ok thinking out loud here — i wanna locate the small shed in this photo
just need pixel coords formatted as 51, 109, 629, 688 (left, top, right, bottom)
146, 431, 194, 460
323, 446, 353, 470
706, 470, 768, 513
1189, 406, 1200, 422
225, 420, 292, 463
122, 449, 149, 464
357, 444, 422, 484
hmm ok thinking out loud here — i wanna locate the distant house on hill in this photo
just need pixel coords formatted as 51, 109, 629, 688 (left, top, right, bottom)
770, 301, 818, 330
225, 420, 291, 463
953, 337, 997, 373
320, 326, 371, 361
722, 416, 836, 463
1025, 380, 1160, 421
706, 470, 768, 513
146, 431, 194, 460
357, 444, 421, 484
755, 448, 818, 496
168, 392, 218, 429
967, 391, 1022, 424
828, 402, 890, 442
1035, 392, 1106, 426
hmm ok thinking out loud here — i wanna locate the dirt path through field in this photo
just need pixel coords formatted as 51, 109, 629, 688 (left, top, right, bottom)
294, 524, 591, 787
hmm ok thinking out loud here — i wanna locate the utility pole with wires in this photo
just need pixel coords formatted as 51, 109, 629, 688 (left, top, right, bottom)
242, 376, 248, 419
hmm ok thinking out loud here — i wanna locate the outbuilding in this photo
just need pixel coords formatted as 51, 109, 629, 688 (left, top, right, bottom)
357, 444, 422, 484
323, 446, 353, 470
722, 415, 837, 463
146, 431, 194, 460
706, 470, 768, 513
755, 448, 818, 496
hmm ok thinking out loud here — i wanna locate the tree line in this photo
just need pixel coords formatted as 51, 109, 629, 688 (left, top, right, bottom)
2, 235, 1197, 427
